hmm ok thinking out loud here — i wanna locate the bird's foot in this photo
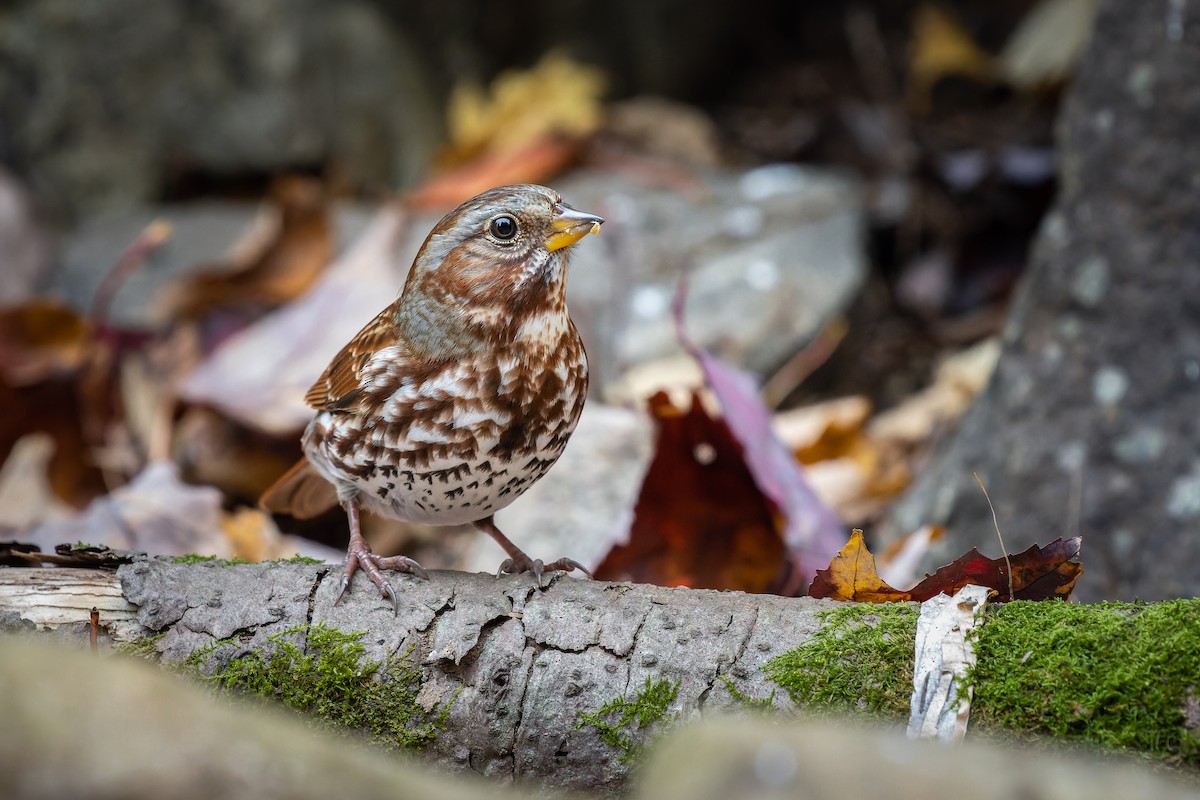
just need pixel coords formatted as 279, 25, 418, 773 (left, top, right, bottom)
335, 537, 428, 616
475, 515, 592, 586
497, 553, 593, 586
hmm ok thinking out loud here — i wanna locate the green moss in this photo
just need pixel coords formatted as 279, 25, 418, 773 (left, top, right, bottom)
170, 554, 252, 566
186, 624, 452, 750
269, 555, 325, 565
719, 675, 776, 711
169, 554, 323, 566
577, 677, 680, 761
763, 603, 917, 717
115, 631, 166, 662
970, 599, 1200, 765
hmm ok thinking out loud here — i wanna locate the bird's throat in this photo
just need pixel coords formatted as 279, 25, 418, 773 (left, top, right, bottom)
396, 292, 489, 358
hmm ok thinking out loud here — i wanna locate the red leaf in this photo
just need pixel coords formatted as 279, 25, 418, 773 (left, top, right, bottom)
908, 537, 1083, 601
594, 391, 789, 593
673, 283, 845, 594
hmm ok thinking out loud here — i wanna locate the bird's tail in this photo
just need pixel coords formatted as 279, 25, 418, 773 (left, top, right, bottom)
259, 459, 339, 519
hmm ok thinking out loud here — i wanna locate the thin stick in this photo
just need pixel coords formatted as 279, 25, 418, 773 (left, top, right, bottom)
89, 220, 173, 324
974, 472, 1014, 601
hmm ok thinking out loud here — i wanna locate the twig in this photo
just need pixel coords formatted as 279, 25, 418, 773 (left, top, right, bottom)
974, 472, 1014, 600
89, 220, 173, 325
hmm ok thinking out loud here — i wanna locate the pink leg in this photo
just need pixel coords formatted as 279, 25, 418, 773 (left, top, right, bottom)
336, 497, 428, 615
474, 515, 592, 585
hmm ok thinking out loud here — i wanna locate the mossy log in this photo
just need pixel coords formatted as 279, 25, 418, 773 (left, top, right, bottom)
7, 639, 1200, 800
1, 561, 1197, 793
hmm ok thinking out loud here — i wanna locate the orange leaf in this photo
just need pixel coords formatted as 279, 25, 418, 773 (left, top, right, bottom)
807, 529, 912, 602
0, 301, 92, 386
406, 137, 583, 212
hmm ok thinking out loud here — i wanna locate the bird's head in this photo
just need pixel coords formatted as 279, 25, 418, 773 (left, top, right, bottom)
398, 185, 603, 354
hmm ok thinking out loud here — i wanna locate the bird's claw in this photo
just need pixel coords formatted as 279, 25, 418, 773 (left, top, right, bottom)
497, 554, 591, 586
337, 540, 426, 616
380, 581, 399, 616
334, 572, 353, 606
543, 557, 593, 580
375, 555, 430, 581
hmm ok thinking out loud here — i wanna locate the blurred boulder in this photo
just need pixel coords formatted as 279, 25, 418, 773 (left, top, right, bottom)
558, 164, 865, 387
0, 0, 441, 221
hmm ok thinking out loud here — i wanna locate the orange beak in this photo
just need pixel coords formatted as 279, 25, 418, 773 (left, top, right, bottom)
546, 204, 604, 252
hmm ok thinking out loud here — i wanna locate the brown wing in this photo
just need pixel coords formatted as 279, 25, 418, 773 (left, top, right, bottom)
259, 459, 339, 519
304, 306, 404, 411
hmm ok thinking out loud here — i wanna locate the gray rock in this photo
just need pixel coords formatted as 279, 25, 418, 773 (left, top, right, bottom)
883, 0, 1200, 601
48, 201, 375, 328
0, 0, 441, 221
556, 165, 865, 388
0, 169, 52, 305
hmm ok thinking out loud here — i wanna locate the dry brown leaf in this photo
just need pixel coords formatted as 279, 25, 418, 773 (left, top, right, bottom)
163, 175, 334, 320
807, 529, 912, 602
773, 396, 873, 464
869, 338, 999, 444
771, 396, 911, 525
0, 301, 92, 386
594, 391, 788, 593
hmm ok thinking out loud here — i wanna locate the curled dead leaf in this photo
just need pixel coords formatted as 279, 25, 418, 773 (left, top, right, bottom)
162, 175, 334, 321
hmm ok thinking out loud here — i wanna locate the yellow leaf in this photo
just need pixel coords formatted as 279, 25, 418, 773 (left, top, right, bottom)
442, 51, 607, 166
908, 5, 994, 110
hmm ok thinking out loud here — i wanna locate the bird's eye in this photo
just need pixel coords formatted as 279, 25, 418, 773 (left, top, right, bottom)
489, 215, 518, 241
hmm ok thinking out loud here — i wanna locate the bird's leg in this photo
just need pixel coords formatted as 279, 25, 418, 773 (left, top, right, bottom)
474, 515, 593, 585
336, 497, 427, 615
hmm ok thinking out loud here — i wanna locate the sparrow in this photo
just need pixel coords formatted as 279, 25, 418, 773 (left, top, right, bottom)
261, 184, 603, 612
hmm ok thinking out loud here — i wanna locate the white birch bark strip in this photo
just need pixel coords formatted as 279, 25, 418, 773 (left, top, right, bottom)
906, 584, 991, 743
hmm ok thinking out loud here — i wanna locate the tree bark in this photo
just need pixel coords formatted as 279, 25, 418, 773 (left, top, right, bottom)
0, 562, 838, 794
887, 0, 1200, 601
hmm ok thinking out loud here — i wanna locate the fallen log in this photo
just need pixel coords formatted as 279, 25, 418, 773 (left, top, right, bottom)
0, 561, 843, 793
6, 637, 1199, 800
1, 560, 1197, 793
